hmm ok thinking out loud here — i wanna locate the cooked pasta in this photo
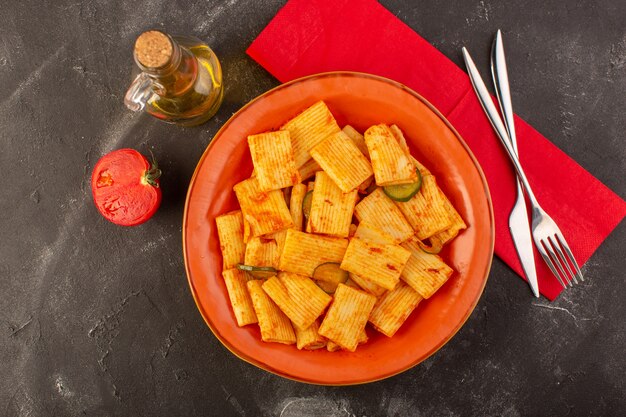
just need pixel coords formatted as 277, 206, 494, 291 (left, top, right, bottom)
215, 102, 466, 352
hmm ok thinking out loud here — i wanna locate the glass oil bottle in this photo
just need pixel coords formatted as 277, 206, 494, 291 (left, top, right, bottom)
124, 30, 223, 126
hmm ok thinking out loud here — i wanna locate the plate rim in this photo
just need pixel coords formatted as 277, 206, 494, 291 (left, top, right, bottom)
182, 71, 495, 385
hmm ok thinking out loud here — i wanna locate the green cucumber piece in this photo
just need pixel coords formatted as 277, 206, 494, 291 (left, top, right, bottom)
236, 263, 278, 279
315, 280, 338, 294
383, 169, 422, 202
313, 262, 349, 285
302, 190, 313, 221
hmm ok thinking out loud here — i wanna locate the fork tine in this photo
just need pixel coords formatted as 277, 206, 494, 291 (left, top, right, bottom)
537, 241, 567, 288
543, 239, 573, 287
555, 232, 584, 282
548, 235, 577, 285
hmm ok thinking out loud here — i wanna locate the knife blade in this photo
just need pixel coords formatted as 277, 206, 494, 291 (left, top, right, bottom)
507, 188, 540, 297
491, 30, 540, 298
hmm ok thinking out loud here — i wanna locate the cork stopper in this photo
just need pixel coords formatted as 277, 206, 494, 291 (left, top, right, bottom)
134, 31, 173, 68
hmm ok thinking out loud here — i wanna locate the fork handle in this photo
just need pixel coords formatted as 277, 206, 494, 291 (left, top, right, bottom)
462, 48, 540, 209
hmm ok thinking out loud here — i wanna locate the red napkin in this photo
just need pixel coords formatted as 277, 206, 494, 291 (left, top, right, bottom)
247, 0, 626, 300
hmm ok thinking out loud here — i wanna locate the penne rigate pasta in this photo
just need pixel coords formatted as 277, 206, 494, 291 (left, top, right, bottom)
428, 196, 467, 247
222, 269, 258, 327
319, 284, 376, 352
248, 131, 300, 191
281, 101, 341, 168
358, 328, 368, 345
326, 340, 342, 352
215, 210, 246, 269
242, 215, 251, 244
267, 229, 288, 261
342, 125, 370, 159
348, 272, 387, 297
388, 125, 432, 177
307, 171, 358, 237
395, 174, 453, 240
364, 124, 417, 186
247, 279, 296, 344
369, 281, 422, 337
326, 328, 368, 352
354, 188, 414, 243
234, 177, 293, 237
357, 176, 375, 193
353, 221, 395, 245
289, 183, 308, 231
279, 229, 348, 276
310, 131, 373, 193
340, 238, 411, 290
295, 320, 327, 350
262, 273, 332, 330
298, 158, 323, 182
401, 236, 454, 298
348, 223, 358, 238
389, 124, 409, 152
244, 236, 280, 269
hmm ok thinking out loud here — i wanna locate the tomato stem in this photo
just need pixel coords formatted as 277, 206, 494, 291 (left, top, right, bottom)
143, 149, 162, 187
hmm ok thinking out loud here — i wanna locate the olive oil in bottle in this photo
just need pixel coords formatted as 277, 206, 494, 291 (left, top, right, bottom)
125, 30, 223, 126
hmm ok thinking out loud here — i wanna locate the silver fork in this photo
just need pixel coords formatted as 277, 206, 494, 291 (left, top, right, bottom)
462, 45, 584, 289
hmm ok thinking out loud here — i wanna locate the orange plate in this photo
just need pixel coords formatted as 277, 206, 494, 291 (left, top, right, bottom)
183, 72, 494, 385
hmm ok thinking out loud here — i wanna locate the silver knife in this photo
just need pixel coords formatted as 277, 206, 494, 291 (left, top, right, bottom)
490, 30, 539, 298
462, 45, 540, 298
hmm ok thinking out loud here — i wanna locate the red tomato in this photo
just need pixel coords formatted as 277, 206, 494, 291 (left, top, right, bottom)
91, 148, 162, 226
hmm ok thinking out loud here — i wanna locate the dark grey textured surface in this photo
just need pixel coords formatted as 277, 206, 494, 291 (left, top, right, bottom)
1, 0, 624, 416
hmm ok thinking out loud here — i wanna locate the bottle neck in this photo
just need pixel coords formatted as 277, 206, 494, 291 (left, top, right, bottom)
135, 36, 197, 97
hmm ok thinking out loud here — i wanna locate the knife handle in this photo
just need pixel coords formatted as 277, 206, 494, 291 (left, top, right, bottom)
490, 30, 519, 156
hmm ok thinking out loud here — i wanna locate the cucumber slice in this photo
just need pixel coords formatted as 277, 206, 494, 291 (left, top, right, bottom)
315, 279, 338, 294
315, 264, 350, 293
302, 190, 313, 221
236, 263, 278, 279
383, 169, 422, 202
418, 239, 443, 255
313, 262, 349, 285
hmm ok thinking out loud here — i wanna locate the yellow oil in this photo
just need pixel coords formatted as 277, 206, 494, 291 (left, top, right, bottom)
146, 38, 223, 127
